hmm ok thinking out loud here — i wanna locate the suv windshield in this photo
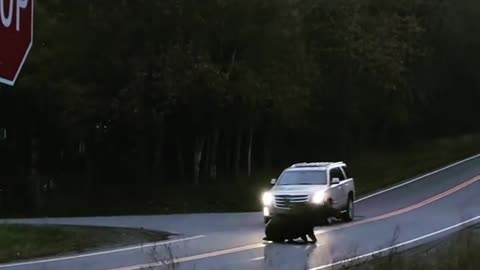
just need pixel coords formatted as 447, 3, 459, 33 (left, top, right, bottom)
277, 170, 327, 185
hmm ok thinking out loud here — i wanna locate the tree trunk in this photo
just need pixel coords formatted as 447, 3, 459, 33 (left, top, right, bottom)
234, 128, 242, 179
263, 128, 272, 171
193, 136, 206, 185
209, 128, 219, 181
138, 133, 153, 185
339, 54, 354, 159
151, 114, 165, 185
176, 137, 186, 182
28, 132, 43, 214
84, 145, 95, 193
225, 133, 231, 173
202, 136, 210, 179
247, 126, 254, 177
83, 131, 97, 206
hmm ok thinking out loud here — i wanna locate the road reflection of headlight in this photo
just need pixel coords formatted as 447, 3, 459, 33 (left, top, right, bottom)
262, 192, 273, 206
263, 207, 270, 217
312, 191, 325, 204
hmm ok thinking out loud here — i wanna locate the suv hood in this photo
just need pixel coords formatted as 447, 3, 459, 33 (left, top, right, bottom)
272, 185, 328, 195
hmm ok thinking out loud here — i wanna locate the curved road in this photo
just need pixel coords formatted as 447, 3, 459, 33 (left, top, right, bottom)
1, 154, 480, 270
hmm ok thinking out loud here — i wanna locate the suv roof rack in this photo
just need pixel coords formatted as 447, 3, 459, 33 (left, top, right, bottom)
290, 161, 345, 168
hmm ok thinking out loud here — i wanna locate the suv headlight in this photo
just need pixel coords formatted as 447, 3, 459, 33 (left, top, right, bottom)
262, 192, 274, 206
312, 191, 325, 204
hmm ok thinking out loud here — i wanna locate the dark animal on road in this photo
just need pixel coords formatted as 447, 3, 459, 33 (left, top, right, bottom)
263, 206, 319, 243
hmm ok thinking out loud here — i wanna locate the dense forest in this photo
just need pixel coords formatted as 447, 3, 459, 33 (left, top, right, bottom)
0, 0, 479, 216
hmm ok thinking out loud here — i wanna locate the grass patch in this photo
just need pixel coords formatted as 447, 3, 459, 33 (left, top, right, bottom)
347, 224, 480, 270
350, 133, 480, 196
0, 224, 170, 263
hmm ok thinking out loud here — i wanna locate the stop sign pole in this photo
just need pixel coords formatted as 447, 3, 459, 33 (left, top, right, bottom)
0, 0, 33, 86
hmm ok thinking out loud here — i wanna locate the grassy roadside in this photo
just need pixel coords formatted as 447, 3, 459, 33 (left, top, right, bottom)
347, 224, 480, 270
12, 133, 480, 217
0, 224, 170, 263
350, 133, 480, 196
145, 133, 480, 214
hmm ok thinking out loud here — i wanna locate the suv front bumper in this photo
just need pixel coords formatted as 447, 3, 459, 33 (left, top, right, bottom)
264, 203, 335, 221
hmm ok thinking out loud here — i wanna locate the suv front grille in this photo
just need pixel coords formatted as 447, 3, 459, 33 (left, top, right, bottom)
275, 194, 309, 209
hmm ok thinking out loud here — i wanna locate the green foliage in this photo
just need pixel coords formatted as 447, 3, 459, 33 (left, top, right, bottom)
0, 0, 479, 215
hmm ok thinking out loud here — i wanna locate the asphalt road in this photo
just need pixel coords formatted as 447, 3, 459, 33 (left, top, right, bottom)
1, 154, 480, 270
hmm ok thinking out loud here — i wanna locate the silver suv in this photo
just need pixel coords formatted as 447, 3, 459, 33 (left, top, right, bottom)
262, 162, 355, 224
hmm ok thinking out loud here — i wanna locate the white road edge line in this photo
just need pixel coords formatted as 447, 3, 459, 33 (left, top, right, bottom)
309, 215, 480, 270
0, 235, 205, 268
355, 153, 480, 202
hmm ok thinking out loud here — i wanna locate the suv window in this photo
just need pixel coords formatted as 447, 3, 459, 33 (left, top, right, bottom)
340, 166, 350, 179
277, 170, 327, 185
329, 167, 346, 181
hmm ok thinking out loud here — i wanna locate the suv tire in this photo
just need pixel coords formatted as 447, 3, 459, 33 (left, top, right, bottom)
342, 195, 354, 222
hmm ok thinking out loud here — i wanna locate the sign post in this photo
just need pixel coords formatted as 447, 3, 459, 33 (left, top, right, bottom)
0, 0, 33, 86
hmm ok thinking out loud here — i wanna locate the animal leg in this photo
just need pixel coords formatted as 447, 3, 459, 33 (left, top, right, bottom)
301, 235, 308, 243
308, 231, 317, 243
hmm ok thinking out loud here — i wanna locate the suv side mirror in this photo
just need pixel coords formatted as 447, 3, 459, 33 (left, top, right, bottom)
270, 178, 277, 185
331, 177, 340, 185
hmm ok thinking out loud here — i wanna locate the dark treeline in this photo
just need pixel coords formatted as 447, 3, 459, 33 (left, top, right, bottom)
0, 0, 479, 215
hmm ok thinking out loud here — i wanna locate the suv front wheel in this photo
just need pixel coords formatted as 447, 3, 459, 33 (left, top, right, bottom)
341, 195, 354, 222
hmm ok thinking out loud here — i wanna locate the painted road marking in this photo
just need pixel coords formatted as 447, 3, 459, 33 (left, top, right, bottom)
309, 215, 480, 270
0, 235, 205, 269
356, 153, 480, 202
108, 175, 480, 270
111, 243, 267, 270
314, 175, 480, 235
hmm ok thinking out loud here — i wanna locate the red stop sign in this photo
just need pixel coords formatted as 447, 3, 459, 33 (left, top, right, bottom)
0, 0, 33, 86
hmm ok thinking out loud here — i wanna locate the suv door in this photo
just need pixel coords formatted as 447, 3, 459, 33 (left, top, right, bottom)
339, 165, 352, 204
328, 167, 346, 209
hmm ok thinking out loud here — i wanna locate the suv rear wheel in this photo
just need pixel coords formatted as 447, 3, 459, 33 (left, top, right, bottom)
342, 195, 354, 222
